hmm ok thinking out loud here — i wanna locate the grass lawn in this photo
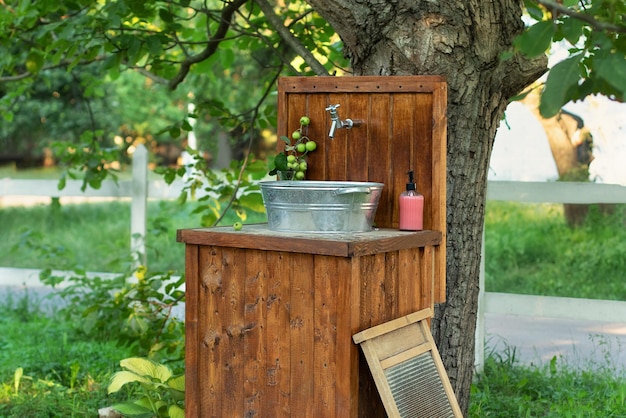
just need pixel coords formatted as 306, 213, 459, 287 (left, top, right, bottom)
484, 201, 626, 300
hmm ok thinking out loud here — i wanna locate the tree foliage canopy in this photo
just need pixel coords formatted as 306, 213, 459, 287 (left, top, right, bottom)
2, 0, 625, 150
515, 0, 626, 117
0, 0, 346, 185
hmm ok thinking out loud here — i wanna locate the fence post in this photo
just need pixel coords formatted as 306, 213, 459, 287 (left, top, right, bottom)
131, 144, 148, 268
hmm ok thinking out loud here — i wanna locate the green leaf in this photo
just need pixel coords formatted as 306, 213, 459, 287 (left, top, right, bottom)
119, 357, 173, 382
108, 371, 151, 394
514, 20, 556, 57
540, 54, 582, 117
559, 17, 585, 45
524, 0, 545, 21
273, 152, 288, 172
111, 402, 153, 416
169, 405, 185, 418
167, 374, 185, 391
145, 35, 163, 55
238, 193, 266, 213
593, 52, 626, 100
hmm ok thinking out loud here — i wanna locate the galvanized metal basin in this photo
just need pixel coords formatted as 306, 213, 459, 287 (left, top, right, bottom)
259, 180, 384, 233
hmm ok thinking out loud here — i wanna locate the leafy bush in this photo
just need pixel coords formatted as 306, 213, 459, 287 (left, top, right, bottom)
108, 357, 185, 418
40, 267, 186, 364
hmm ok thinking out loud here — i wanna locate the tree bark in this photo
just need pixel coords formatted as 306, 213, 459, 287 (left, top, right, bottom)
306, 0, 547, 413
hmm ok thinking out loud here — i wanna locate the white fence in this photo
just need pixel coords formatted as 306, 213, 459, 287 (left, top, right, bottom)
475, 180, 626, 371
0, 145, 183, 266
2, 148, 626, 369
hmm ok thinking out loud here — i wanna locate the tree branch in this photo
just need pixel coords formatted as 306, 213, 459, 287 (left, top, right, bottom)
254, 0, 330, 76
167, 0, 249, 90
536, 0, 626, 34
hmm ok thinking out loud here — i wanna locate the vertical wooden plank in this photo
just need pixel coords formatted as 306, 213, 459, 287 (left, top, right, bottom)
265, 252, 291, 416
289, 252, 315, 418
390, 93, 415, 228
277, 79, 290, 150
434, 244, 446, 303
334, 256, 358, 417
198, 246, 224, 417
414, 94, 434, 228
220, 247, 245, 416
383, 251, 399, 322
281, 94, 307, 154
326, 93, 350, 179
432, 83, 448, 303
421, 245, 435, 311
305, 93, 329, 180
314, 254, 338, 417
356, 255, 388, 418
368, 94, 392, 226
345, 94, 369, 181
397, 248, 421, 316
243, 250, 267, 417
184, 244, 199, 418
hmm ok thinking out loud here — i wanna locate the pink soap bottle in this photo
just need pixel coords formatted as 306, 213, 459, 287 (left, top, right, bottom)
399, 170, 424, 231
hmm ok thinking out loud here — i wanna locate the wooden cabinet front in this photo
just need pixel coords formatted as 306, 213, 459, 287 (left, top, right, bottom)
178, 225, 442, 417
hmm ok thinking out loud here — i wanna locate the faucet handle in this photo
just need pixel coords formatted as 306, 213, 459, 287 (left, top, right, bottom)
325, 104, 340, 112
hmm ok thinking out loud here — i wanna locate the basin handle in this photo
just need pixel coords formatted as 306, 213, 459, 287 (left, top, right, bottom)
333, 187, 371, 196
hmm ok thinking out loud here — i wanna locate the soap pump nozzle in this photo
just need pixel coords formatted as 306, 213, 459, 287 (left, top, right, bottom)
406, 170, 416, 192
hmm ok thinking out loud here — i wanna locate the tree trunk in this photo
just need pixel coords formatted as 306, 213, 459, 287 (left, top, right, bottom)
306, 0, 546, 413
522, 89, 594, 226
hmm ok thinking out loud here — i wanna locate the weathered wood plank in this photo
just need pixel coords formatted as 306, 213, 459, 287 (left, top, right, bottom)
289, 253, 315, 418
198, 246, 223, 417
397, 248, 421, 317
390, 93, 415, 227
265, 251, 291, 416
335, 256, 360, 417
326, 93, 350, 178
243, 250, 266, 417
421, 246, 435, 311
383, 251, 400, 323
306, 93, 330, 179
345, 93, 369, 181
177, 226, 441, 257
221, 248, 245, 416
368, 94, 392, 225
314, 255, 338, 416
184, 244, 199, 418
278, 76, 447, 93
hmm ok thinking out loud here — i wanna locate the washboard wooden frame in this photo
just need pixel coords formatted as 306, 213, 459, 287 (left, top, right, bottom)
352, 308, 463, 418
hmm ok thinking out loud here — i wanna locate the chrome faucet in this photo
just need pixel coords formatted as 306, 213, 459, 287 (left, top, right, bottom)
325, 104, 362, 139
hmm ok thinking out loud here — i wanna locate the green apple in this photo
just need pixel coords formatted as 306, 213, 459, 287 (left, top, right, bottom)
305, 141, 317, 152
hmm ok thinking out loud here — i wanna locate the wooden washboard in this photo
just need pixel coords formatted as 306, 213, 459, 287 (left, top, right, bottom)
352, 308, 463, 418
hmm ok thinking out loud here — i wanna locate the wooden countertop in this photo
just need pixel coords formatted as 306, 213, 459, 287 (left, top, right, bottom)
177, 224, 442, 257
